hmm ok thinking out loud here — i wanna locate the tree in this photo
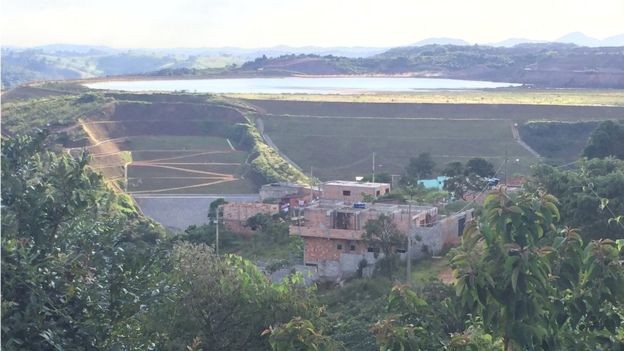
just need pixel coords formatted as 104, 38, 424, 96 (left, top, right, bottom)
1, 133, 167, 349
465, 157, 495, 177
443, 173, 487, 200
531, 158, 624, 240
443, 159, 494, 200
583, 120, 624, 160
363, 214, 406, 277
362, 172, 392, 183
208, 197, 227, 222
405, 152, 436, 182
371, 283, 470, 350
137, 243, 317, 350
443, 161, 464, 177
450, 188, 624, 350
266, 317, 343, 351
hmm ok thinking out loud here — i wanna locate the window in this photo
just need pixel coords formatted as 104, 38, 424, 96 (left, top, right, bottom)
342, 190, 351, 196
396, 249, 406, 253
350, 245, 356, 251
376, 190, 380, 196
385, 188, 390, 194
337, 244, 343, 250
458, 216, 466, 236
367, 247, 379, 253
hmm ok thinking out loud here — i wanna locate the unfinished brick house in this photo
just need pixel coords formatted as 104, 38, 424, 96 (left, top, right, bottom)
290, 197, 474, 281
322, 181, 391, 203
290, 200, 443, 280
221, 202, 279, 235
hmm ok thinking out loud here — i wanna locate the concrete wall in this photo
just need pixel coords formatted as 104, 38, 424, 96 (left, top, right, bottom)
260, 183, 303, 201
410, 210, 473, 258
312, 252, 381, 282
133, 194, 259, 230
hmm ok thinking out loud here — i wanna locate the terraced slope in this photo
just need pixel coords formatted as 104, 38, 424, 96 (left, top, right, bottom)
72, 100, 259, 194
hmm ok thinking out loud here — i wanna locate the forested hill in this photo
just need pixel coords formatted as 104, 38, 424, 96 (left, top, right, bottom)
231, 44, 624, 88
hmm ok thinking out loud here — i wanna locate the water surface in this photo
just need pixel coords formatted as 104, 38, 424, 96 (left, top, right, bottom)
85, 77, 520, 94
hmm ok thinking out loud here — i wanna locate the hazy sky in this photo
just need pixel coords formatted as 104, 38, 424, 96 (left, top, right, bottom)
2, 0, 623, 48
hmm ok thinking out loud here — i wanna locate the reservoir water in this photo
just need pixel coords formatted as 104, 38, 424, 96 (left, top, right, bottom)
84, 77, 520, 94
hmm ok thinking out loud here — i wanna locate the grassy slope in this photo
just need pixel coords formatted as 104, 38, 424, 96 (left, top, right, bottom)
262, 114, 535, 179
246, 93, 624, 179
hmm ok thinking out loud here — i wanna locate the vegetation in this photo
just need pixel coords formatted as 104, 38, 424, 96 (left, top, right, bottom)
180, 213, 303, 266
405, 152, 436, 182
531, 158, 624, 240
583, 120, 624, 160
363, 214, 406, 278
1, 93, 112, 134
520, 121, 599, 161
1, 132, 167, 349
230, 122, 311, 185
133, 243, 315, 350
1, 49, 241, 89
449, 189, 624, 349
443, 158, 496, 200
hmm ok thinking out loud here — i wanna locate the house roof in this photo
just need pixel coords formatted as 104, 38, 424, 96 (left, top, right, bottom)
323, 180, 390, 188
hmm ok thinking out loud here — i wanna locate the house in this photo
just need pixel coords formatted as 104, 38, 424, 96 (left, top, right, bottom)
290, 200, 440, 280
322, 181, 391, 203
221, 202, 279, 235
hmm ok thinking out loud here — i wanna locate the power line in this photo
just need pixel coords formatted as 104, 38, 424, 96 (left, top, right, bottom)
452, 161, 506, 215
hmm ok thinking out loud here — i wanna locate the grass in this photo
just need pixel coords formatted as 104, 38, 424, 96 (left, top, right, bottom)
411, 257, 453, 286
131, 150, 246, 163
125, 136, 231, 151
122, 135, 254, 194
229, 89, 624, 106
263, 115, 536, 179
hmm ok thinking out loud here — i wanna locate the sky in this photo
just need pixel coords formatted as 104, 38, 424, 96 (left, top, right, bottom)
2, 0, 623, 48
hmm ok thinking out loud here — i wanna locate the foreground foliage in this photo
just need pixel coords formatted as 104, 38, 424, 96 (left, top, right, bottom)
532, 158, 624, 240
1, 132, 167, 349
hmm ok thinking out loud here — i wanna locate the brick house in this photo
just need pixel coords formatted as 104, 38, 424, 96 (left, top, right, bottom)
290, 197, 474, 281
322, 181, 391, 203
221, 202, 279, 235
290, 200, 439, 280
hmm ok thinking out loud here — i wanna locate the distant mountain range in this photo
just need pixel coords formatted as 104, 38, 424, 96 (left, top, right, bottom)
410, 32, 624, 48
2, 32, 623, 89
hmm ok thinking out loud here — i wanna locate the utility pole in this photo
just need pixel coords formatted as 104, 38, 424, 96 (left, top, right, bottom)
215, 205, 220, 256
372, 152, 376, 183
406, 186, 415, 285
504, 147, 508, 186
407, 200, 412, 285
